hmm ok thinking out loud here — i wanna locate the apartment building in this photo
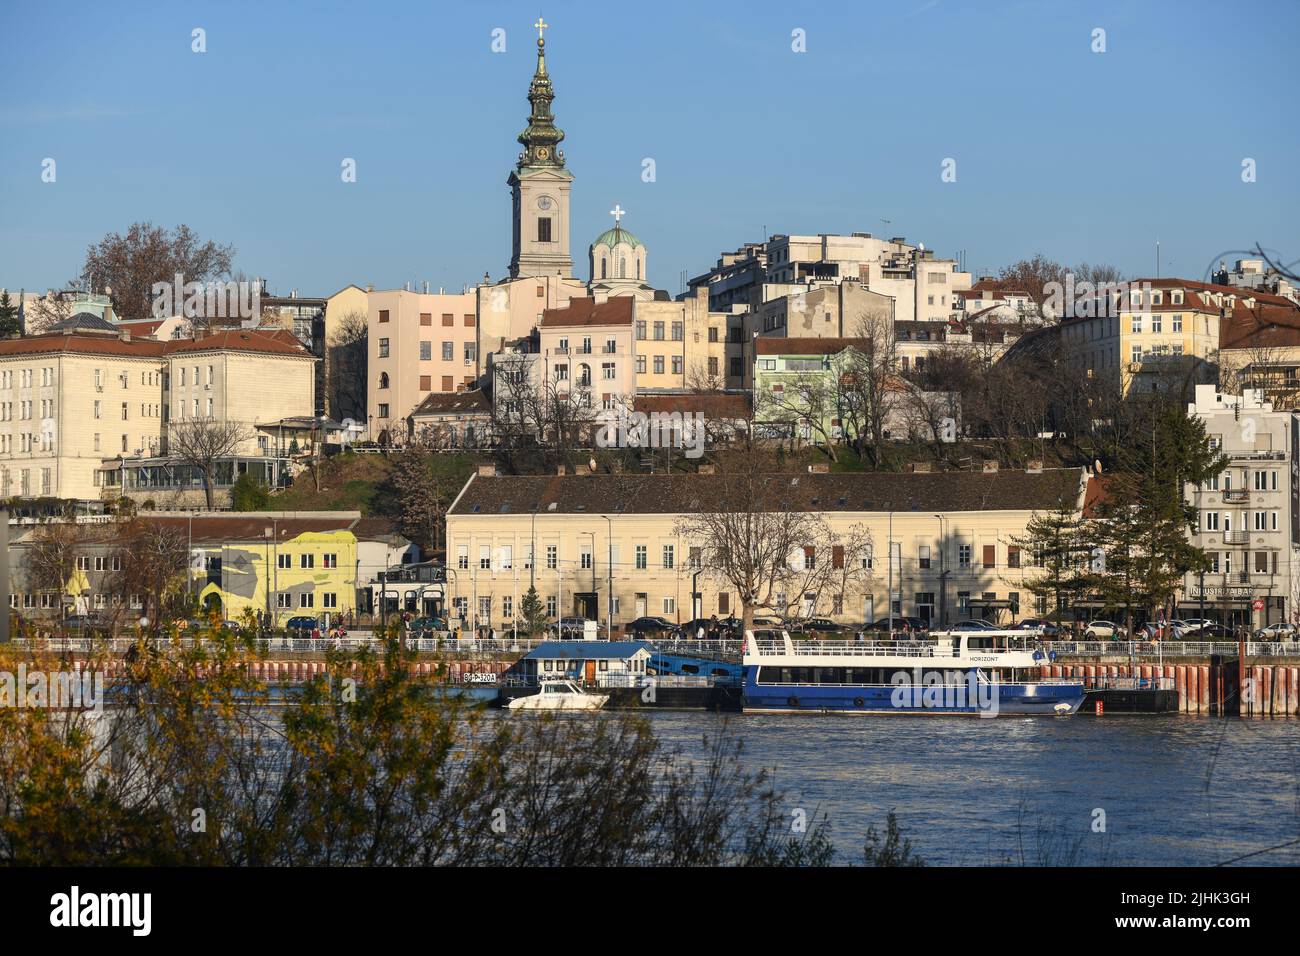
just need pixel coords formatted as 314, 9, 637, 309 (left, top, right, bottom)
632, 288, 728, 392
444, 467, 1089, 631
1183, 385, 1300, 630
0, 329, 317, 503
0, 332, 168, 500
367, 289, 479, 442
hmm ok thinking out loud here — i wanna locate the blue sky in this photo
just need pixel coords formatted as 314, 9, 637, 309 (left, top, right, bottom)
2, 0, 1297, 297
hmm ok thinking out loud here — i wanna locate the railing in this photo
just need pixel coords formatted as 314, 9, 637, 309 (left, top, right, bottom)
1040, 640, 1300, 657
1089, 676, 1175, 690
1221, 489, 1250, 502
1223, 530, 1251, 544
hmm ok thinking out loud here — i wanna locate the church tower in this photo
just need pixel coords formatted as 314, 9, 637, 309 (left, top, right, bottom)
508, 18, 574, 279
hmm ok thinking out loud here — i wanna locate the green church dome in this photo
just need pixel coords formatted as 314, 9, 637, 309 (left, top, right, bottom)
592, 225, 641, 250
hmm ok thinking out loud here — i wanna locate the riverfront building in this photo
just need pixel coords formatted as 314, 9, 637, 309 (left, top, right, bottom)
444, 466, 1090, 633
1184, 384, 1300, 630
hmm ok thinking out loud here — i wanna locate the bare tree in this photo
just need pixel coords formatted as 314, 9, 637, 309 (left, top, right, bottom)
839, 314, 901, 466
24, 521, 82, 613
167, 418, 249, 509
80, 222, 235, 321
326, 310, 368, 422
674, 451, 873, 631
23, 292, 74, 335
754, 371, 843, 462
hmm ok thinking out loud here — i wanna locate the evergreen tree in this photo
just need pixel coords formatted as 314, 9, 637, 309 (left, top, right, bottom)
230, 472, 271, 511
1085, 400, 1225, 633
518, 585, 548, 636
0, 291, 18, 338
1012, 497, 1091, 622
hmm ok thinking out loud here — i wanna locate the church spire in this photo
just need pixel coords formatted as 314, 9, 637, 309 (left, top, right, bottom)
517, 16, 565, 169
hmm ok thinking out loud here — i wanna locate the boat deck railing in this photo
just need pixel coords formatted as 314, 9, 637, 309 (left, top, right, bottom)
747, 639, 1035, 659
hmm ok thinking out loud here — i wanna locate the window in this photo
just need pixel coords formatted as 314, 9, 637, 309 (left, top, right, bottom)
958, 544, 972, 569
982, 545, 995, 569
546, 596, 557, 617
378, 403, 389, 418
580, 551, 592, 570
635, 545, 647, 570
1205, 511, 1219, 531
1007, 545, 1020, 569
537, 217, 552, 242
803, 546, 816, 570
500, 546, 513, 569
663, 597, 676, 614
1255, 551, 1269, 574
1131, 315, 1142, 333
378, 338, 390, 358
322, 553, 337, 569
502, 596, 513, 619
300, 593, 314, 609
420, 341, 431, 361
379, 310, 390, 323
457, 545, 469, 570
653, 322, 664, 341
635, 355, 646, 374
322, 592, 338, 609
671, 356, 683, 375
300, 553, 315, 569
546, 545, 557, 570
479, 546, 491, 570
662, 545, 674, 569
277, 593, 292, 609
918, 545, 931, 570
653, 356, 664, 375
1172, 314, 1183, 332
1151, 314, 1162, 333
278, 553, 292, 569
672, 321, 684, 341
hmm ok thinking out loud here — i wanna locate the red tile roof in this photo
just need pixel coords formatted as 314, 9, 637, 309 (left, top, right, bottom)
632, 392, 751, 419
0, 329, 311, 359
540, 296, 634, 328
754, 336, 873, 356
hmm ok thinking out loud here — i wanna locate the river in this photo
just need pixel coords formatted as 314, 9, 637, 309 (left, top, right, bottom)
634, 712, 1300, 866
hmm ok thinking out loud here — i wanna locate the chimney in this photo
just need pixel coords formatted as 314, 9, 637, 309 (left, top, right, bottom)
1026, 459, 1044, 474
807, 463, 829, 474
982, 460, 999, 473
556, 464, 567, 476
119, 329, 131, 343
477, 464, 497, 477
908, 461, 931, 473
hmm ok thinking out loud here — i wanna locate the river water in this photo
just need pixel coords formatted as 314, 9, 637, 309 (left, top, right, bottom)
634, 712, 1300, 866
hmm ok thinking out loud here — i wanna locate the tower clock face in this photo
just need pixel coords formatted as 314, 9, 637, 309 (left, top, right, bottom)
537, 196, 553, 210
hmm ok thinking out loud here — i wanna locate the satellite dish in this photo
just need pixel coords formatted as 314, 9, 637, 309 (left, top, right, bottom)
1093, 459, 1102, 475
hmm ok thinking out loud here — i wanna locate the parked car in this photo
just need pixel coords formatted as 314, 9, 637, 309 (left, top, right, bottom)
789, 617, 844, 634
1015, 618, 1064, 637
623, 616, 675, 636
1254, 622, 1298, 640
61, 614, 107, 632
1083, 620, 1125, 639
1177, 618, 1213, 636
1182, 622, 1235, 639
285, 616, 319, 632
551, 616, 597, 637
863, 616, 929, 634
407, 616, 446, 633
952, 620, 997, 632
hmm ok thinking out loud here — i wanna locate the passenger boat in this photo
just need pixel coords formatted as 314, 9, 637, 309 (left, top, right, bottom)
506, 679, 610, 711
742, 630, 1084, 716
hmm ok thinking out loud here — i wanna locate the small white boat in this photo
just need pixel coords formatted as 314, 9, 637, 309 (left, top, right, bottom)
507, 679, 610, 711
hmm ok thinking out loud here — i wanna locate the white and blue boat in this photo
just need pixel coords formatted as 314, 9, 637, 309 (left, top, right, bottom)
742, 630, 1084, 717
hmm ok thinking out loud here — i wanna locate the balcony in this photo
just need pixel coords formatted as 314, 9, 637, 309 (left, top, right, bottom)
1222, 489, 1250, 503
1223, 529, 1250, 544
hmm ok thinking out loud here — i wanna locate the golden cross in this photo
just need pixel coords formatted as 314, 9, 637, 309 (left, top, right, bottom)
534, 17, 549, 41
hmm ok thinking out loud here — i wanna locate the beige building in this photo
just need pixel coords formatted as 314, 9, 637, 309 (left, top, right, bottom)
0, 332, 167, 500
164, 329, 317, 458
536, 296, 636, 414
445, 467, 1089, 631
0, 329, 316, 503
367, 289, 479, 442
633, 288, 729, 392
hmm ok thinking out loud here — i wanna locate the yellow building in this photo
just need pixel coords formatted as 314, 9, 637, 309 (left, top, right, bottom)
7, 512, 364, 625
445, 466, 1089, 632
